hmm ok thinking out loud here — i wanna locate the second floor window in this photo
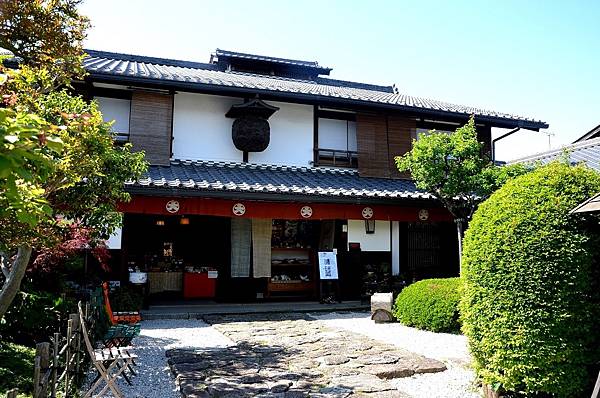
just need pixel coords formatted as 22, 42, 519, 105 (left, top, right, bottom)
96, 97, 131, 142
316, 116, 358, 168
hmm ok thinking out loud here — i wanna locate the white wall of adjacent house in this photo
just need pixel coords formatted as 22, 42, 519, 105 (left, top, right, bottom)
248, 101, 314, 166
172, 92, 243, 162
96, 97, 130, 135
347, 220, 391, 251
318, 119, 357, 151
106, 227, 122, 250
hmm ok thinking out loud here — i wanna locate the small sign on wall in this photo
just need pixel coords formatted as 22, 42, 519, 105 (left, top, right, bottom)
318, 252, 339, 280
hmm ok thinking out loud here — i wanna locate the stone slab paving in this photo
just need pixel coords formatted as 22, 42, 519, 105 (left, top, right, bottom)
165, 313, 446, 397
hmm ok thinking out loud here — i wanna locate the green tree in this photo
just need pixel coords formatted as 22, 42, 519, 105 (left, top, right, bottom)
0, 0, 147, 318
395, 117, 529, 270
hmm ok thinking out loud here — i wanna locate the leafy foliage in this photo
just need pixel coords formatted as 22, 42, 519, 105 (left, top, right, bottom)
460, 162, 600, 397
0, 108, 62, 232
0, 0, 147, 319
0, 341, 35, 395
393, 277, 461, 333
0, 289, 76, 345
395, 117, 488, 221
0, 0, 90, 86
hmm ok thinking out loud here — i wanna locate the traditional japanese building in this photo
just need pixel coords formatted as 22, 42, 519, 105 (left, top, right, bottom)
78, 48, 548, 302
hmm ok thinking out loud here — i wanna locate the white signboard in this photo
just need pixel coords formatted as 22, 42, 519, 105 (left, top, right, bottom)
318, 252, 339, 280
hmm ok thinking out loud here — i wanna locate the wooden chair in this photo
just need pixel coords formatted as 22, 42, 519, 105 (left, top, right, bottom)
78, 302, 138, 397
91, 288, 140, 349
102, 282, 142, 324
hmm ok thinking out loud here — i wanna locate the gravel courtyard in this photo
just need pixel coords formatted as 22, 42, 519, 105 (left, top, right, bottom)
91, 312, 479, 397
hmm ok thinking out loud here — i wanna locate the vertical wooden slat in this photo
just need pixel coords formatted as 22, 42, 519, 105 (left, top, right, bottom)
356, 113, 390, 178
51, 333, 59, 398
387, 115, 416, 179
129, 91, 173, 166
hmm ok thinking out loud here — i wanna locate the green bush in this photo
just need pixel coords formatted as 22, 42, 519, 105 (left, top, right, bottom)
393, 277, 461, 333
460, 162, 600, 397
0, 290, 76, 346
0, 342, 35, 395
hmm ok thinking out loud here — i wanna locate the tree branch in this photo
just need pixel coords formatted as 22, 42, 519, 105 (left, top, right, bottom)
0, 245, 32, 318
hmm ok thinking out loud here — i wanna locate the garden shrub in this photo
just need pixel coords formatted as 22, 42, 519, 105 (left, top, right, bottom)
0, 289, 76, 346
460, 162, 600, 397
0, 342, 35, 395
393, 277, 461, 333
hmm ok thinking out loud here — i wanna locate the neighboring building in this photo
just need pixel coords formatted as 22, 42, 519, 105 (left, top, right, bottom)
510, 124, 600, 172
80, 48, 548, 302
573, 123, 600, 142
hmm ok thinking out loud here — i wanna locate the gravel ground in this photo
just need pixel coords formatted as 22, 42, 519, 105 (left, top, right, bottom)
310, 311, 480, 398
86, 313, 480, 398
86, 319, 233, 398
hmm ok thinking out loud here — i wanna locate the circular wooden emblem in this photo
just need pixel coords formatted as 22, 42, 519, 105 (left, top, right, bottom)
232, 203, 246, 216
165, 200, 180, 213
300, 206, 313, 218
361, 207, 374, 219
418, 209, 429, 221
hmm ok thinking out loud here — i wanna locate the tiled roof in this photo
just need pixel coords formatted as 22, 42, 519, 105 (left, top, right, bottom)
83, 49, 548, 130
125, 159, 433, 201
510, 136, 600, 171
213, 49, 331, 71
573, 123, 600, 143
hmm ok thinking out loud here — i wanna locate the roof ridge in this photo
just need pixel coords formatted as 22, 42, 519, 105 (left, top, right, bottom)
215, 48, 327, 69
171, 158, 359, 175
84, 49, 218, 71
510, 136, 600, 164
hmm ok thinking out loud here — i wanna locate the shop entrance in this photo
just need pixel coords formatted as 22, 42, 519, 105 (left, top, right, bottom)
122, 214, 230, 302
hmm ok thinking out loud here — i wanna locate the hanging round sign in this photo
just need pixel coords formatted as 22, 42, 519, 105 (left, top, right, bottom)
300, 206, 313, 218
232, 203, 246, 216
418, 209, 429, 221
361, 207, 374, 219
165, 200, 180, 213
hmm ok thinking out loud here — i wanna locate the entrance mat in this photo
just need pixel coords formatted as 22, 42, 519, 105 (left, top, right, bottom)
166, 314, 447, 397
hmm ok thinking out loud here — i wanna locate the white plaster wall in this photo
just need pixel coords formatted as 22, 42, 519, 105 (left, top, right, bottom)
347, 220, 391, 252
172, 93, 243, 162
318, 119, 357, 151
249, 101, 314, 166
106, 227, 122, 250
96, 97, 130, 134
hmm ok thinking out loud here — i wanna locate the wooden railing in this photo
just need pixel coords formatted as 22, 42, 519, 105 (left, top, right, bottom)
314, 148, 358, 168
4, 302, 96, 398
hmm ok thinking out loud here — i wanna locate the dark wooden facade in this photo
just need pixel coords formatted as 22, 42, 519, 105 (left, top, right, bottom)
129, 91, 173, 166
356, 114, 416, 179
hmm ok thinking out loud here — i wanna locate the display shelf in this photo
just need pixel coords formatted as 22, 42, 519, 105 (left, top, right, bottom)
267, 247, 316, 298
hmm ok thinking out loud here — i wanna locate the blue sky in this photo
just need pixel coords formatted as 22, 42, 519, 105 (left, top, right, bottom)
80, 0, 600, 161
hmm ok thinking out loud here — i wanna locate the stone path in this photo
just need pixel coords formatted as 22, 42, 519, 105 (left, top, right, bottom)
166, 313, 447, 397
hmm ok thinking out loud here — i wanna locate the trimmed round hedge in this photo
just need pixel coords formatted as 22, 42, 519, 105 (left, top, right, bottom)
393, 277, 461, 333
460, 162, 600, 397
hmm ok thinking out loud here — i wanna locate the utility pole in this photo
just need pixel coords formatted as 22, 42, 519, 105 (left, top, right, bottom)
542, 131, 555, 150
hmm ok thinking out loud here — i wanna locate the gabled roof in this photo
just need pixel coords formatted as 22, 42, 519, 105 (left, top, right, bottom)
83, 49, 548, 130
573, 123, 600, 143
510, 136, 600, 171
211, 49, 332, 75
125, 159, 433, 203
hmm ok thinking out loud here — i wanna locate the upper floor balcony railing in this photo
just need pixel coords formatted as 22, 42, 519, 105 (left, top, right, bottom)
314, 148, 358, 168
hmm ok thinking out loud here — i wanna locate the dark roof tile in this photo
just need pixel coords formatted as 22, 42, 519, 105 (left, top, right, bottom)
126, 160, 432, 201
83, 49, 548, 130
